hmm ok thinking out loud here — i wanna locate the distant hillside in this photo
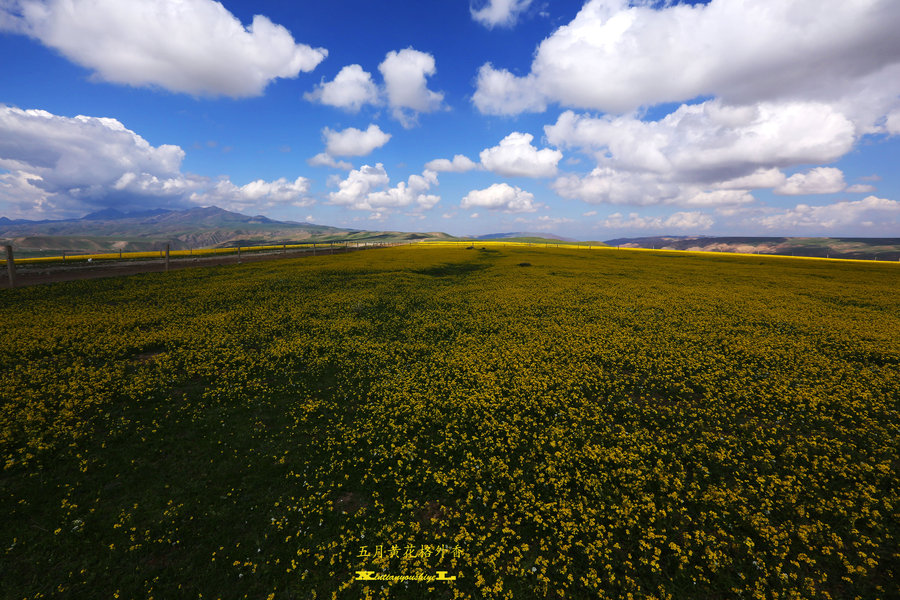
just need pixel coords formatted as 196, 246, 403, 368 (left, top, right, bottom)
473, 231, 577, 242
0, 206, 453, 257
604, 236, 900, 261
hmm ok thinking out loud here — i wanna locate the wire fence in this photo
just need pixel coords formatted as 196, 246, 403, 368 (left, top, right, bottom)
2, 241, 401, 288
3, 239, 898, 289
9, 240, 394, 265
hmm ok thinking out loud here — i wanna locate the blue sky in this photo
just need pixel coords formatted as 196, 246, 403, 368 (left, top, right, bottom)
1, 0, 899, 239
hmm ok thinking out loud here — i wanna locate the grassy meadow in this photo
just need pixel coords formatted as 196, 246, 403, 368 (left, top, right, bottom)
1, 245, 898, 600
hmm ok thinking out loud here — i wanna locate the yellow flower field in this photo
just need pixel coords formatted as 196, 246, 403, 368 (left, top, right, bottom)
1, 245, 897, 599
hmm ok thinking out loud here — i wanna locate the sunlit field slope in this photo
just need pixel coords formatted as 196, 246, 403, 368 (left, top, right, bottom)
1, 246, 898, 600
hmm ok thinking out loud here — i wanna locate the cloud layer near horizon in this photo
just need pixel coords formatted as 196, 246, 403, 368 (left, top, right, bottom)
0, 106, 313, 217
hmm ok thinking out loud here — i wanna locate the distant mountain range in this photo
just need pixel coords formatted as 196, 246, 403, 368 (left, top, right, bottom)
0, 206, 453, 257
3, 208, 898, 261
604, 235, 900, 261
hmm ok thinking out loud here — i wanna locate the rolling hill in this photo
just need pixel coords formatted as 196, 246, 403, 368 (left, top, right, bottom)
0, 206, 454, 257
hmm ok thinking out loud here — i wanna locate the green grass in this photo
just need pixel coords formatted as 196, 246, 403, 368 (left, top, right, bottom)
1, 246, 898, 600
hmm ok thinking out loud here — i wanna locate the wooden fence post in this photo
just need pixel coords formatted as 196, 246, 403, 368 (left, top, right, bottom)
313, 243, 316, 256
283, 244, 286, 254
165, 243, 170, 272
5, 245, 15, 289
237, 246, 242, 263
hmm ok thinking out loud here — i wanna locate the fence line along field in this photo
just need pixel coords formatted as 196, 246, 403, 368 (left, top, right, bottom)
1, 245, 898, 600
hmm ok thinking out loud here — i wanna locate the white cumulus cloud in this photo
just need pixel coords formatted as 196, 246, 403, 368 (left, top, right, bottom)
755, 196, 900, 231
0, 105, 190, 215
378, 48, 444, 127
470, 0, 533, 29
327, 164, 390, 208
307, 153, 353, 171
1, 0, 327, 97
774, 167, 847, 196
887, 109, 900, 135
546, 101, 855, 182
191, 177, 312, 213
327, 164, 439, 212
553, 167, 679, 206
366, 170, 440, 211
715, 168, 787, 191
0, 105, 314, 218
602, 211, 714, 231
473, 0, 900, 116
546, 98, 861, 208
323, 124, 391, 157
461, 183, 537, 213
425, 154, 479, 173
479, 132, 562, 178
472, 64, 546, 116
304, 64, 379, 112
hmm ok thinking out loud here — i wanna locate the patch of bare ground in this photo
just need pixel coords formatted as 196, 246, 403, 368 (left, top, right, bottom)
333, 491, 368, 515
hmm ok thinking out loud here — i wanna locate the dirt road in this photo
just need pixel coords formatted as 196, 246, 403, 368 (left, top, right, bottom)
3, 246, 369, 289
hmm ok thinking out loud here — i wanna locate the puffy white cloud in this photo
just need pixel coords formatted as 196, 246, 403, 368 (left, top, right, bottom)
461, 183, 537, 213
327, 164, 390, 208
0, 105, 313, 218
546, 98, 862, 209
479, 132, 562, 178
191, 176, 312, 213
323, 124, 391, 157
553, 167, 679, 206
755, 196, 900, 230
523, 2, 900, 214
0, 170, 57, 218
602, 211, 714, 231
546, 101, 855, 181
378, 48, 444, 127
471, 0, 533, 29
535, 215, 574, 229
553, 167, 757, 208
0, 105, 190, 214
715, 168, 786, 191
307, 152, 353, 170
1, 0, 327, 97
473, 0, 900, 116
425, 154, 479, 173
0, 107, 184, 181
680, 190, 755, 207
367, 170, 440, 211
846, 184, 876, 194
327, 164, 439, 212
308, 48, 444, 127
304, 64, 379, 111
664, 211, 715, 231
886, 109, 900, 135
774, 167, 846, 196
472, 64, 546, 116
